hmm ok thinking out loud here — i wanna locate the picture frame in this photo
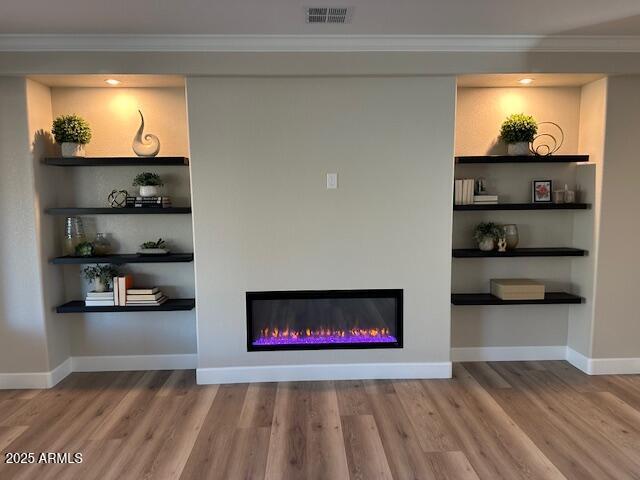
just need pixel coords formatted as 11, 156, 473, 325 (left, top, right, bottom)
532, 180, 553, 203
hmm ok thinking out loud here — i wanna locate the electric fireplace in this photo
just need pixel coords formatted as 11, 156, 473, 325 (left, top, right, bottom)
246, 289, 403, 351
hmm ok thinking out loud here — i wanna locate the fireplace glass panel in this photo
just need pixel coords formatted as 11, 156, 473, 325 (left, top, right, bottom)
246, 290, 402, 351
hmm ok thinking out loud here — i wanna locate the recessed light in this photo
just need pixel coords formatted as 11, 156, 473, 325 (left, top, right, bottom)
519, 78, 534, 85
105, 79, 121, 86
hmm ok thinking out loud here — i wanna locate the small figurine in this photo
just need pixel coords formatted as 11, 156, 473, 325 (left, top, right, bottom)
497, 237, 507, 253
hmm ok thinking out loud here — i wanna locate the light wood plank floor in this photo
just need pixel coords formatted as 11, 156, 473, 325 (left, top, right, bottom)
1, 361, 640, 479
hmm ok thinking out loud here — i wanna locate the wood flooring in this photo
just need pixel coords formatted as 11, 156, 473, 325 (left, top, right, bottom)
0, 361, 639, 479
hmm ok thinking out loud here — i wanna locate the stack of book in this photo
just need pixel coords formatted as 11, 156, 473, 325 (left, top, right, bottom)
454, 179, 475, 205
125, 196, 172, 208
473, 194, 499, 205
125, 287, 168, 306
454, 178, 500, 205
85, 291, 115, 307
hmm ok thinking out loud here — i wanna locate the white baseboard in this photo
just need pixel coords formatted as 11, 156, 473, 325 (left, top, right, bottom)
0, 354, 197, 389
197, 362, 452, 385
71, 354, 197, 372
566, 347, 640, 375
451, 346, 567, 362
0, 357, 73, 390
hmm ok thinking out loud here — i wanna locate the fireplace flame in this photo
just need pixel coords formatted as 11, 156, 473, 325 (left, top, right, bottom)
259, 326, 391, 339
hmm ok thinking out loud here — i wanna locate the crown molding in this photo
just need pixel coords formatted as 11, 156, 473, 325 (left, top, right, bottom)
1, 34, 640, 53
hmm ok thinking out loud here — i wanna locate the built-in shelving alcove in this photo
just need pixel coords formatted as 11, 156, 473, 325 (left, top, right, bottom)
28, 74, 197, 357
451, 73, 604, 354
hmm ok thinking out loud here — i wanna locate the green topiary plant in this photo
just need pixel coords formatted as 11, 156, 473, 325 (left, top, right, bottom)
473, 222, 505, 244
132, 172, 164, 187
82, 265, 119, 287
52, 114, 92, 144
499, 113, 538, 144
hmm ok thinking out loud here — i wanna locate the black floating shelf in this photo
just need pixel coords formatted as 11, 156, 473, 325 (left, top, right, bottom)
46, 207, 191, 215
51, 253, 194, 265
56, 298, 195, 313
44, 157, 189, 166
453, 248, 587, 258
451, 292, 583, 306
455, 155, 589, 164
454, 203, 589, 211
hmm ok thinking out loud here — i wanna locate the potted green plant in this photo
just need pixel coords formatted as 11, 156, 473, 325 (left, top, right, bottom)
499, 113, 537, 156
133, 172, 164, 197
473, 222, 505, 252
82, 265, 119, 293
137, 238, 169, 255
52, 114, 92, 157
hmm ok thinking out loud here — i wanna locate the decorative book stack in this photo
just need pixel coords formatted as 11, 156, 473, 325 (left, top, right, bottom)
125, 196, 172, 208
473, 194, 498, 205
490, 279, 545, 300
454, 178, 499, 205
85, 291, 115, 307
125, 287, 168, 306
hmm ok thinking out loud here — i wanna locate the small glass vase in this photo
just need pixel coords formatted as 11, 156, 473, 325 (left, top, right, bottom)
63, 216, 86, 256
93, 233, 112, 256
503, 224, 519, 250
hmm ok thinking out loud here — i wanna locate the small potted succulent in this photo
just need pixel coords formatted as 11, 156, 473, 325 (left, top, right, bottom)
133, 172, 163, 197
499, 113, 537, 156
82, 265, 119, 293
52, 114, 92, 157
138, 238, 169, 255
473, 222, 505, 252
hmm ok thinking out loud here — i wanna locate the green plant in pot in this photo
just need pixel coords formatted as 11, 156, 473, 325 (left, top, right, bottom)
138, 238, 169, 255
52, 114, 92, 157
82, 265, 119, 293
473, 222, 505, 252
133, 172, 164, 197
499, 113, 537, 156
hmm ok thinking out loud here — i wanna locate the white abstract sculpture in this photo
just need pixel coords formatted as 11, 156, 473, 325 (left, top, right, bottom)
132, 110, 160, 157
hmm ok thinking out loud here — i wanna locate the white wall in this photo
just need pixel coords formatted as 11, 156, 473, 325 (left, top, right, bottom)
452, 86, 588, 348
592, 75, 640, 358
569, 78, 607, 357
0, 77, 51, 373
187, 76, 456, 374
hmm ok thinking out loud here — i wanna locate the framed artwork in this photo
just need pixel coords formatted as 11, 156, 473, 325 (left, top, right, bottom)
532, 180, 553, 203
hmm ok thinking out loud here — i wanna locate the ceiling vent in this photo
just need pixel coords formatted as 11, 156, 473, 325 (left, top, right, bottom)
305, 7, 353, 24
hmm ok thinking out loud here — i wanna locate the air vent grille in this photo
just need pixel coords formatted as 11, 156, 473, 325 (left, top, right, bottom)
305, 7, 353, 24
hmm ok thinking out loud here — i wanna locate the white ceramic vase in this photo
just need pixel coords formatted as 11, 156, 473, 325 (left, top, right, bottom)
478, 237, 495, 252
61, 142, 86, 157
139, 185, 160, 197
132, 110, 161, 157
507, 142, 531, 156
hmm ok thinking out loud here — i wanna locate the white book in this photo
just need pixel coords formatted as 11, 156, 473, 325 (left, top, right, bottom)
86, 291, 114, 298
474, 195, 498, 202
463, 179, 475, 205
85, 300, 115, 307
113, 277, 119, 306
454, 180, 463, 205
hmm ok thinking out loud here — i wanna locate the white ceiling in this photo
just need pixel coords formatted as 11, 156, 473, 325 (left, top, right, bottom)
457, 74, 606, 88
2, 0, 640, 36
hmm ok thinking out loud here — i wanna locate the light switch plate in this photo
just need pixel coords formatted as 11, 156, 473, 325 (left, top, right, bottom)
327, 173, 338, 189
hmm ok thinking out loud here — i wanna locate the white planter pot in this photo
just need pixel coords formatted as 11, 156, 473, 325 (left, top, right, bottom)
139, 185, 160, 197
61, 142, 86, 157
93, 278, 107, 293
507, 142, 531, 156
478, 237, 495, 252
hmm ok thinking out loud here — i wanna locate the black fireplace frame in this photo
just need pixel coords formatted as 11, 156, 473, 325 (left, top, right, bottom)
246, 289, 403, 352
